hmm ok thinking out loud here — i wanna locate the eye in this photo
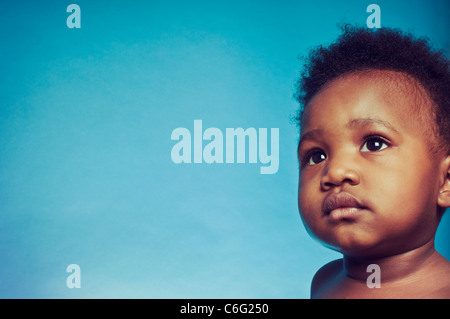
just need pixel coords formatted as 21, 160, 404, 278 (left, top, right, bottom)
361, 136, 390, 152
305, 150, 327, 166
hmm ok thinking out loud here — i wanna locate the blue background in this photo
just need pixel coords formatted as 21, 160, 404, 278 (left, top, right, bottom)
0, 0, 449, 298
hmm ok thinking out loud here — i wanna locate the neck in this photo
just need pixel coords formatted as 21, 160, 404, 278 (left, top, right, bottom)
343, 240, 439, 284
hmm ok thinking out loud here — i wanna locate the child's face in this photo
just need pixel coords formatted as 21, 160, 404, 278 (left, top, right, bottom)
298, 72, 445, 257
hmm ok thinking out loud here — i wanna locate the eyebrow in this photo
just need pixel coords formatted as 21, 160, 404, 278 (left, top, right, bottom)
298, 117, 399, 151
298, 129, 323, 152
346, 118, 400, 134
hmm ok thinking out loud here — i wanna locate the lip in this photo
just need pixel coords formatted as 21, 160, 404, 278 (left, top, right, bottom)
322, 192, 366, 221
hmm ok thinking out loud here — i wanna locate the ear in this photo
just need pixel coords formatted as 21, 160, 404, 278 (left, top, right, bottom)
437, 155, 450, 208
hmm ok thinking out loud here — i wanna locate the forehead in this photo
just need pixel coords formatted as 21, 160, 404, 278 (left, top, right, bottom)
301, 71, 432, 135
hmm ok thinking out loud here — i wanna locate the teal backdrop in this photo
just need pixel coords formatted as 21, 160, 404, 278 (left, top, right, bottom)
0, 0, 449, 298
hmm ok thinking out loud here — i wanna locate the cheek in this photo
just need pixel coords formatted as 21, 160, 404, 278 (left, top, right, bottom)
298, 173, 316, 213
298, 174, 323, 229
370, 156, 437, 210
298, 181, 342, 249
365, 155, 440, 233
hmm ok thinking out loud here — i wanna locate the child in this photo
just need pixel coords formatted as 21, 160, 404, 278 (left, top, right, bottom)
296, 25, 450, 298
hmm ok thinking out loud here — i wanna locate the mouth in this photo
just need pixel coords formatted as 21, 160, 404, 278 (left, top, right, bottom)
322, 192, 367, 221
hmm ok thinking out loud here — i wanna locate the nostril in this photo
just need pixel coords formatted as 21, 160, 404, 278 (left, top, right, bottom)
321, 166, 360, 190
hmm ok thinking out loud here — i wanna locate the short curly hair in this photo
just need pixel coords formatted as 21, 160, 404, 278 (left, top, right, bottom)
296, 24, 450, 153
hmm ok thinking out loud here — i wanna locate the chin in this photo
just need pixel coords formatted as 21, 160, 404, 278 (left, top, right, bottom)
323, 232, 384, 258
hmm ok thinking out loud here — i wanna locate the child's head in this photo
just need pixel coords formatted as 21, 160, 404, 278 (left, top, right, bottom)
296, 25, 450, 258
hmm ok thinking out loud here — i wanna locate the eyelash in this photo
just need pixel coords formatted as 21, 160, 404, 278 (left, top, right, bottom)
300, 134, 391, 167
301, 148, 325, 167
361, 134, 391, 152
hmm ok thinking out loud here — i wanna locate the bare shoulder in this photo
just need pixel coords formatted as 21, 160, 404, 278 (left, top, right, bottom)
430, 254, 450, 298
310, 259, 343, 299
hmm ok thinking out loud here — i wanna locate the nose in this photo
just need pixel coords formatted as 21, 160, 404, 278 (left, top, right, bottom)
320, 153, 361, 191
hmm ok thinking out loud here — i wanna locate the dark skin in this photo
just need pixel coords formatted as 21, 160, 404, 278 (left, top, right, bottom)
297, 70, 450, 298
